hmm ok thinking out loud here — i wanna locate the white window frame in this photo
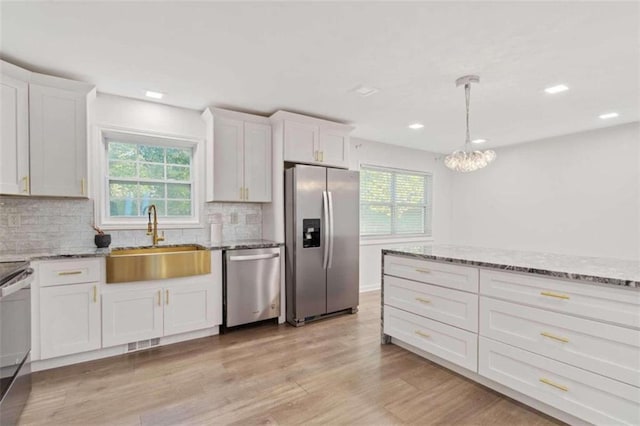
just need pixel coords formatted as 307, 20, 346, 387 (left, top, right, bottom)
359, 164, 433, 240
93, 126, 204, 230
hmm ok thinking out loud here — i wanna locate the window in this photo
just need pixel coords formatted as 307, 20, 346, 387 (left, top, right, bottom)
102, 132, 198, 226
360, 165, 432, 237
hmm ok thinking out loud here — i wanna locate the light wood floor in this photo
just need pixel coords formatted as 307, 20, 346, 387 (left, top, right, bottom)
20, 291, 561, 425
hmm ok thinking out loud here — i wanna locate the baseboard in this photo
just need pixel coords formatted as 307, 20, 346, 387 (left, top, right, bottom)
359, 283, 381, 293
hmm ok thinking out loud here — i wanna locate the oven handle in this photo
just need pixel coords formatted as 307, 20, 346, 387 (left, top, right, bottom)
1, 268, 34, 298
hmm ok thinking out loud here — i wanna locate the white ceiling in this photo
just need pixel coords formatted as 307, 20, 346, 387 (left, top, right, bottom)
1, 1, 638, 153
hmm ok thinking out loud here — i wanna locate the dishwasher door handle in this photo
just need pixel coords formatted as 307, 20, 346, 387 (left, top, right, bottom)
228, 253, 280, 262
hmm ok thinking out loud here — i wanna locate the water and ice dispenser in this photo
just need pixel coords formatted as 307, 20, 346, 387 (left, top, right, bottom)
302, 219, 321, 248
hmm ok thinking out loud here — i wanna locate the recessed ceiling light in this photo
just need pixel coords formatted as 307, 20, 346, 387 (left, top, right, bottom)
471, 138, 487, 144
351, 85, 379, 97
599, 112, 619, 120
408, 123, 424, 129
145, 90, 164, 99
544, 84, 569, 94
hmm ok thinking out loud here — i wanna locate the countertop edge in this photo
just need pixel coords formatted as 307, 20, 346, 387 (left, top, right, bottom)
382, 248, 639, 289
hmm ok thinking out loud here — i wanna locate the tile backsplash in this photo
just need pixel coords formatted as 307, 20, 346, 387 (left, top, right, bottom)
0, 197, 262, 255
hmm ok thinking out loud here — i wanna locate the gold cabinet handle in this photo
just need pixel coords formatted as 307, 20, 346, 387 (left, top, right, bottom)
320, 151, 324, 162
157, 290, 161, 306
58, 271, 82, 276
415, 330, 430, 339
93, 285, 97, 303
540, 332, 569, 343
539, 378, 568, 392
166, 289, 169, 305
81, 178, 86, 195
540, 291, 570, 300
415, 268, 431, 274
22, 176, 29, 193
415, 297, 431, 304
239, 187, 244, 200
245, 187, 249, 201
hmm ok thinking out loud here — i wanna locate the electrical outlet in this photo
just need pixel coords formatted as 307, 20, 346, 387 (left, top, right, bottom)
8, 214, 21, 227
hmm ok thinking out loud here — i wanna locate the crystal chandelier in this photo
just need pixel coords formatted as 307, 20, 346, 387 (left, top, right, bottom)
444, 75, 496, 172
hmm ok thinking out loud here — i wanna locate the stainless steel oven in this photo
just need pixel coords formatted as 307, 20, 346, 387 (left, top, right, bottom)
0, 262, 33, 425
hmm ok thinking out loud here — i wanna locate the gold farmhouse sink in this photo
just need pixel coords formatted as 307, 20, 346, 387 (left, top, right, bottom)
106, 245, 211, 283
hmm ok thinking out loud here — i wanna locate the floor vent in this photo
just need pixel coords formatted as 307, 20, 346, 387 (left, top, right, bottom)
126, 338, 161, 352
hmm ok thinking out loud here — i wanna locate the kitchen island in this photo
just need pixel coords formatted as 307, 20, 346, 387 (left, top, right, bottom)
381, 245, 640, 426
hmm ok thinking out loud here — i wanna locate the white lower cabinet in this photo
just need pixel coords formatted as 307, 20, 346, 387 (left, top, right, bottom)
479, 337, 640, 426
40, 282, 101, 359
163, 281, 217, 336
102, 287, 164, 347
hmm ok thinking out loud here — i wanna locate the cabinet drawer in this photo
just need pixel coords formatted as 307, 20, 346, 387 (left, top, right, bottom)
480, 297, 640, 387
384, 255, 478, 293
480, 269, 640, 328
479, 337, 640, 426
385, 275, 478, 332
384, 305, 477, 372
39, 258, 101, 286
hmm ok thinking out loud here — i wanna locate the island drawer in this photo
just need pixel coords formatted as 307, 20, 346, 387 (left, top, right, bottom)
384, 255, 478, 293
384, 305, 478, 372
385, 275, 478, 332
479, 269, 640, 329
479, 337, 640, 426
480, 296, 640, 387
38, 258, 102, 287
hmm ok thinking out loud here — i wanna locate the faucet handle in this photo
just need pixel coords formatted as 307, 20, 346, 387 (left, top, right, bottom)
158, 231, 165, 242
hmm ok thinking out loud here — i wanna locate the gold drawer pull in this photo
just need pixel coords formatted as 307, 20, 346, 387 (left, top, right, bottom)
415, 297, 431, 304
93, 285, 97, 303
58, 271, 82, 276
540, 291, 570, 300
415, 330, 430, 339
157, 290, 162, 306
415, 268, 431, 274
539, 378, 568, 392
22, 176, 29, 193
540, 332, 569, 343
166, 289, 169, 305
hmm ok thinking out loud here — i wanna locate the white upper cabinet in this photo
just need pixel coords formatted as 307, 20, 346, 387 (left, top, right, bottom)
0, 63, 30, 195
272, 110, 354, 169
203, 107, 272, 202
0, 60, 95, 198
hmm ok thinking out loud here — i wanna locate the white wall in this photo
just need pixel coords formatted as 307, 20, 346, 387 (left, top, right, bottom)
450, 122, 640, 260
349, 137, 452, 291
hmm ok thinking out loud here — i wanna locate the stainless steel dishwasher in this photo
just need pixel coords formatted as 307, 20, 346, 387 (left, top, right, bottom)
224, 247, 280, 328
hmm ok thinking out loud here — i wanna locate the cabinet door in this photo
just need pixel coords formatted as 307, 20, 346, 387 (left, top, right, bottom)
0, 73, 29, 195
213, 117, 244, 201
164, 281, 216, 336
40, 283, 101, 359
102, 287, 163, 347
29, 84, 87, 197
243, 122, 271, 202
319, 130, 349, 168
283, 120, 319, 164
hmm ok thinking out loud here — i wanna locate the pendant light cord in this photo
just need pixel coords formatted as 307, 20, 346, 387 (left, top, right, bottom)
465, 83, 471, 150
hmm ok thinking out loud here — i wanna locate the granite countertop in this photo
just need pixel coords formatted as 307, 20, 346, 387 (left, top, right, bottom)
383, 245, 640, 288
0, 240, 284, 263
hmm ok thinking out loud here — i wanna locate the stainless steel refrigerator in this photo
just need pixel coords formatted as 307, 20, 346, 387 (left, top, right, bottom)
285, 164, 359, 326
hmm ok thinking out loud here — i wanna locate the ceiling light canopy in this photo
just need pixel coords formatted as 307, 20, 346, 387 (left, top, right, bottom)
544, 84, 569, 94
599, 112, 619, 120
444, 75, 496, 173
408, 123, 424, 129
145, 90, 164, 99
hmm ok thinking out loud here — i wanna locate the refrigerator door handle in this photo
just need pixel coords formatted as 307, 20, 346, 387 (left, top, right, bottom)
322, 190, 330, 270
328, 191, 335, 269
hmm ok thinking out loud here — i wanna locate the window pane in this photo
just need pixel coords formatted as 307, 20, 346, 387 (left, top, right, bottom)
109, 161, 136, 178
167, 183, 191, 199
108, 142, 137, 161
139, 163, 165, 179
395, 173, 425, 204
141, 200, 166, 216
361, 169, 392, 203
138, 145, 164, 163
360, 204, 391, 235
167, 200, 191, 216
110, 199, 139, 217
139, 182, 165, 199
166, 148, 191, 165
396, 206, 425, 234
109, 181, 138, 198
167, 165, 190, 181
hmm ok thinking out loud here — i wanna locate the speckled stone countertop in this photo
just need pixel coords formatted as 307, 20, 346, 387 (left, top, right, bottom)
214, 239, 283, 250
383, 245, 640, 288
